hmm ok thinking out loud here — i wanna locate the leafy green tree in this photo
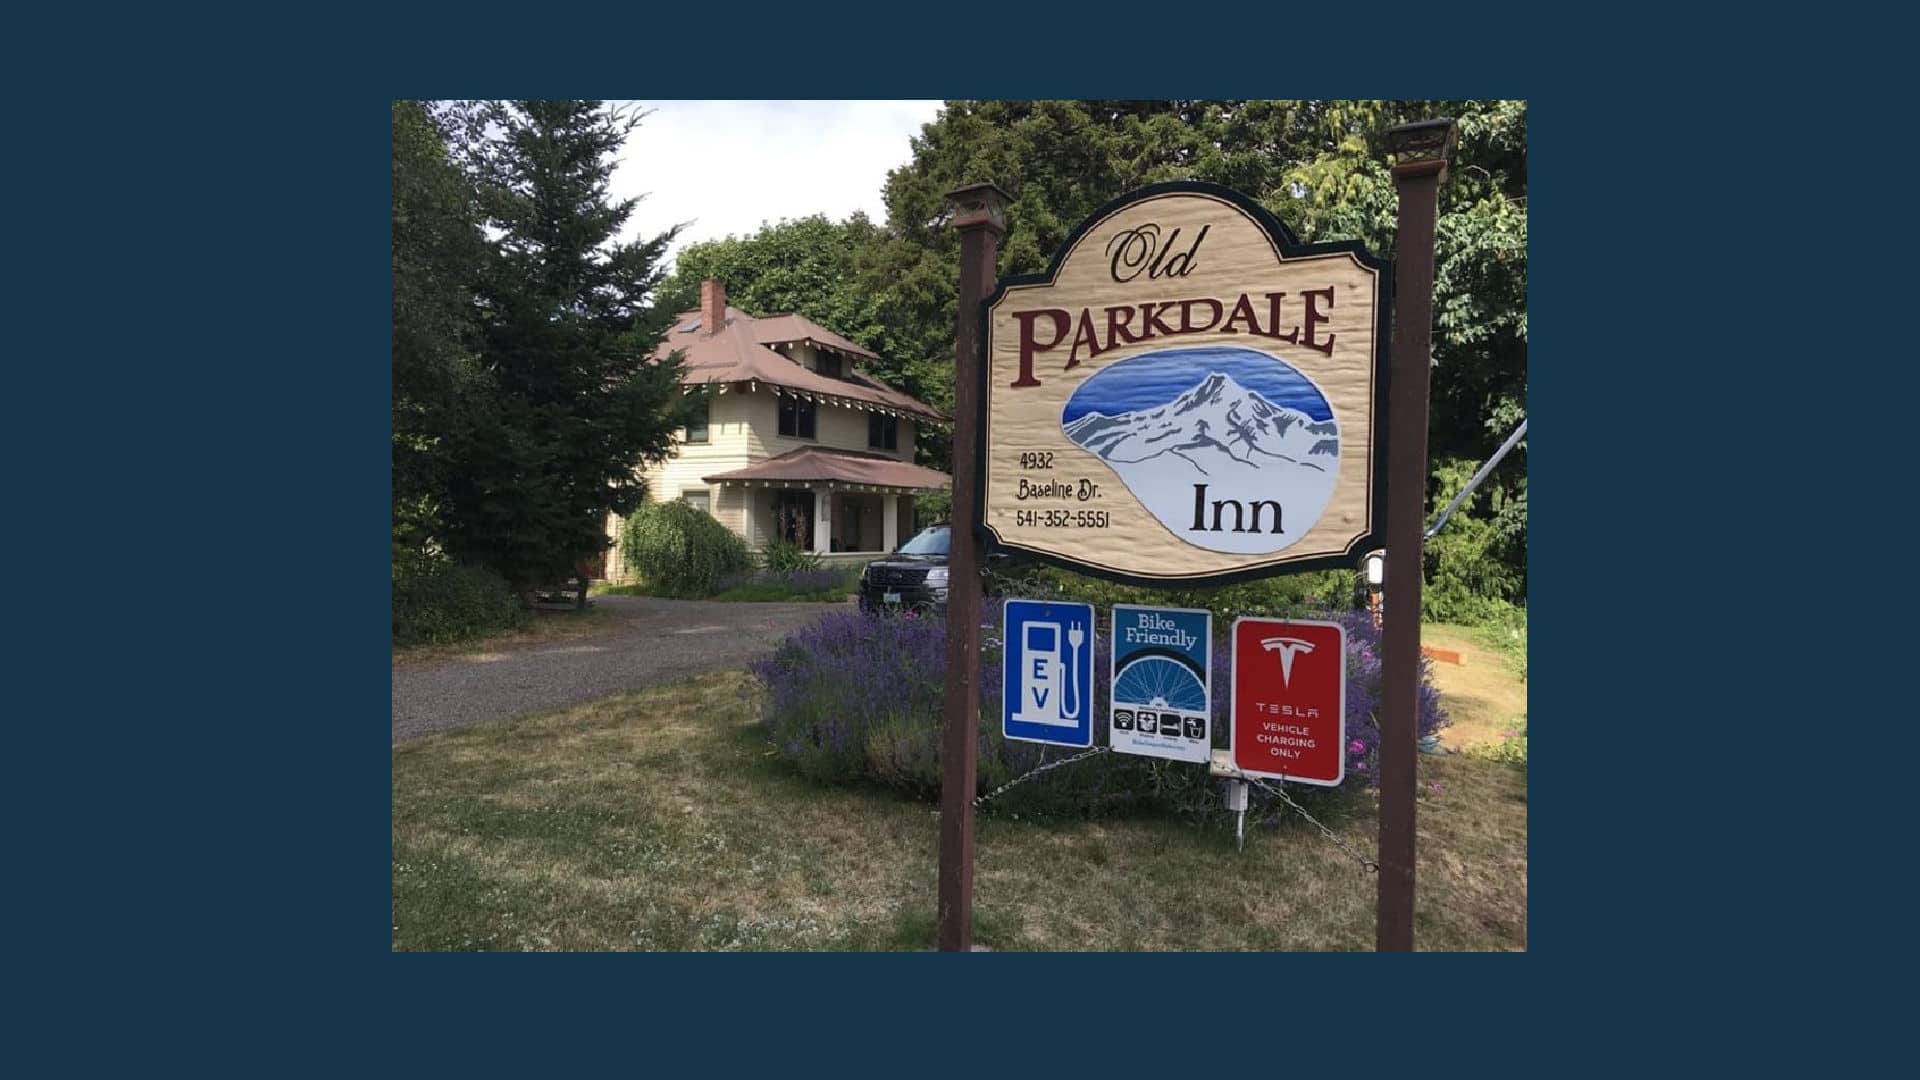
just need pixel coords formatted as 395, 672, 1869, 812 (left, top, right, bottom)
866, 102, 1354, 370
440, 100, 691, 602
1276, 99, 1527, 595
391, 100, 487, 558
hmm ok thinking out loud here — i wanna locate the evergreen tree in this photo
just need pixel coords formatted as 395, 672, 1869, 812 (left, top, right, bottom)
441, 100, 688, 600
391, 100, 487, 559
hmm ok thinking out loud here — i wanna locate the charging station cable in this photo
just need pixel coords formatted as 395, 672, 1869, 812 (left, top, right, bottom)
1064, 624, 1084, 719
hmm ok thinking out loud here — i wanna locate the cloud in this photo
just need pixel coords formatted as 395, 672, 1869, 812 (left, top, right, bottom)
607, 100, 943, 264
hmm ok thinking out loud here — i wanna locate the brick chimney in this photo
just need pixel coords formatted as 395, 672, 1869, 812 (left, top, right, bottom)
700, 279, 726, 334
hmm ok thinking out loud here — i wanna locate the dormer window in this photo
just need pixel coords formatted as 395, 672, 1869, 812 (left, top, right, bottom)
815, 352, 843, 379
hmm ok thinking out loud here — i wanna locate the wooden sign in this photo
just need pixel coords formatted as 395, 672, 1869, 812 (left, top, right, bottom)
976, 182, 1389, 584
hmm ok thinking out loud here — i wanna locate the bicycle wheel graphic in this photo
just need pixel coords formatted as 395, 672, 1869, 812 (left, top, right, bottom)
1113, 655, 1207, 712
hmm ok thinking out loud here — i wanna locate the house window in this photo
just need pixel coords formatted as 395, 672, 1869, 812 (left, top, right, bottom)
681, 490, 711, 515
778, 397, 816, 439
685, 397, 710, 443
816, 353, 843, 378
868, 413, 898, 451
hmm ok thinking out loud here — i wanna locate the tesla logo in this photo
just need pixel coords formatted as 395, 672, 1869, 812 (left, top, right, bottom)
1260, 637, 1315, 687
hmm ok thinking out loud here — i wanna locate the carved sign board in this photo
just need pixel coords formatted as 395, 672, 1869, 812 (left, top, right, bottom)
976, 182, 1390, 584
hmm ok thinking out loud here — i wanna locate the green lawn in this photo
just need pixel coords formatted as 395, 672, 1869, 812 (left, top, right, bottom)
393, 667, 1527, 951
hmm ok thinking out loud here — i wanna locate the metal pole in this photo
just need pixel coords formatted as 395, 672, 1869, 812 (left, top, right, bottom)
1426, 418, 1527, 540
938, 183, 1007, 952
1378, 119, 1454, 953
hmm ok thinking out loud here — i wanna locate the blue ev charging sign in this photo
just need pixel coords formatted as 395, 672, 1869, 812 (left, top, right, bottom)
1108, 604, 1212, 762
1002, 598, 1097, 748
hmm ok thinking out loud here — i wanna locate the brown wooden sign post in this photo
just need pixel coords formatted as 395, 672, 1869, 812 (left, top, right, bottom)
1377, 119, 1456, 952
938, 182, 1008, 952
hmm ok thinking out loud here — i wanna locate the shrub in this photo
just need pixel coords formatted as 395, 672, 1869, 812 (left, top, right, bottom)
1422, 457, 1526, 624
392, 552, 529, 646
750, 604, 1448, 821
620, 500, 752, 597
761, 537, 822, 573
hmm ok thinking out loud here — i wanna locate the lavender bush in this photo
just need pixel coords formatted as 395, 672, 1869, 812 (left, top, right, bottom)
750, 610, 947, 787
749, 605, 1448, 820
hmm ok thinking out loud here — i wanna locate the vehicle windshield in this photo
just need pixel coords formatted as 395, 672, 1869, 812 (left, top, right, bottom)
896, 526, 951, 556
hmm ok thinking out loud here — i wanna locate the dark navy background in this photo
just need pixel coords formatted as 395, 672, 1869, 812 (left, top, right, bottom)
6, 7, 1873, 1070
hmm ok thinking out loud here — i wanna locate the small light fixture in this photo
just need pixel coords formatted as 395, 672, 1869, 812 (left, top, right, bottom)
1365, 550, 1386, 587
946, 181, 1011, 233
1384, 118, 1457, 179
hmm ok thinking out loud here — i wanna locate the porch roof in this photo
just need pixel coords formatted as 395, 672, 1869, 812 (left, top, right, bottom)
702, 446, 950, 492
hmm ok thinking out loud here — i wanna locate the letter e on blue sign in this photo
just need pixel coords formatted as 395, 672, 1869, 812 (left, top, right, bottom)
1002, 598, 1096, 747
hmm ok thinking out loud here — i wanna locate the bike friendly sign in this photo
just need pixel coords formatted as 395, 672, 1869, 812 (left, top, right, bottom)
1109, 604, 1211, 762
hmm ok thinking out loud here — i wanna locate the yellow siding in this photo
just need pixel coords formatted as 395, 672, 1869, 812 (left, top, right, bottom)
599, 367, 937, 581
636, 390, 758, 504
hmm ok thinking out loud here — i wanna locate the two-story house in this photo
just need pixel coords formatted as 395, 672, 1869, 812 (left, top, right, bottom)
602, 280, 950, 582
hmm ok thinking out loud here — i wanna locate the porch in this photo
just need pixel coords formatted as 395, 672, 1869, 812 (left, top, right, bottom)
704, 445, 951, 557
746, 484, 918, 556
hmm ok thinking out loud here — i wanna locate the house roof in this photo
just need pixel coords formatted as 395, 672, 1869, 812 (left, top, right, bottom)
749, 314, 877, 361
703, 445, 950, 491
653, 306, 945, 423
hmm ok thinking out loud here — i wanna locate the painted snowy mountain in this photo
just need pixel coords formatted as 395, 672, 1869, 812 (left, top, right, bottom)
1064, 371, 1339, 555
1064, 371, 1337, 472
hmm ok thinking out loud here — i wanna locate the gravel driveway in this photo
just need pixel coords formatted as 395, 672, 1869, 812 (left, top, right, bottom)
392, 595, 838, 743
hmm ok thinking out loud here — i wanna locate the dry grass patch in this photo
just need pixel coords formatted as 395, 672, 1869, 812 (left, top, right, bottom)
394, 670, 1526, 951
1422, 623, 1528, 750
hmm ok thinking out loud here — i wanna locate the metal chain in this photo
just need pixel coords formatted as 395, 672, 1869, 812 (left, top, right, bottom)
974, 746, 1110, 807
1247, 777, 1379, 874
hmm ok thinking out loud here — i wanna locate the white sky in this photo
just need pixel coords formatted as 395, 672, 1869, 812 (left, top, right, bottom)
609, 100, 945, 267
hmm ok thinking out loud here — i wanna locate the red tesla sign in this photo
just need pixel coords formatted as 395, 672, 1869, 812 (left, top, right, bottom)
1230, 617, 1347, 786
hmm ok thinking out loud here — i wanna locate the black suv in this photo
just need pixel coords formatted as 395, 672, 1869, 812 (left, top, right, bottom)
858, 525, 952, 614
